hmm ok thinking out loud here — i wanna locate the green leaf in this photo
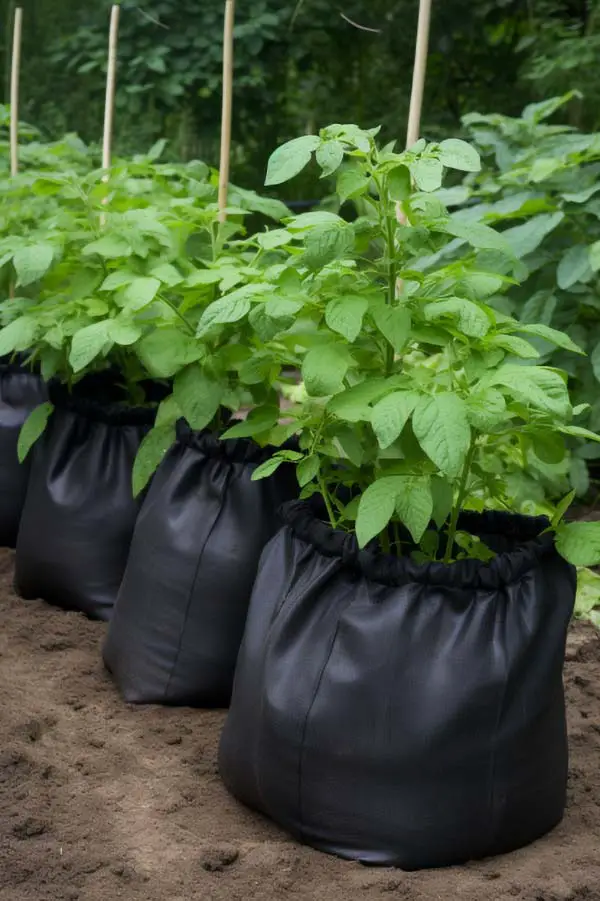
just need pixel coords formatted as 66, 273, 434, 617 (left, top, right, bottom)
502, 213, 564, 259
489, 335, 539, 359
336, 164, 370, 202
13, 244, 54, 287
252, 450, 304, 481
302, 345, 350, 397
438, 139, 481, 173
82, 234, 131, 259
576, 568, 600, 619
122, 277, 161, 311
520, 291, 557, 325
532, 431, 566, 464
257, 229, 293, 250
69, 321, 112, 372
109, 319, 143, 346
444, 219, 512, 254
302, 223, 355, 270
413, 394, 471, 479
552, 490, 576, 528
265, 295, 304, 318
431, 476, 454, 528
17, 402, 53, 462
371, 303, 411, 353
316, 141, 345, 177
155, 395, 181, 427
556, 521, 600, 566
466, 388, 506, 430
489, 365, 570, 419
424, 298, 491, 338
371, 391, 419, 449
560, 425, 600, 443
589, 240, 600, 273
388, 165, 411, 202
514, 323, 585, 355
221, 407, 279, 439
297, 454, 320, 487
327, 379, 387, 422
325, 295, 368, 342
570, 457, 590, 497
136, 328, 201, 378
411, 158, 443, 192
592, 343, 600, 384
265, 135, 320, 186
196, 285, 265, 337
100, 271, 136, 292
557, 245, 592, 290
132, 424, 176, 497
335, 427, 364, 466
395, 476, 433, 544
151, 262, 183, 287
0, 317, 37, 356
356, 479, 397, 548
173, 365, 223, 431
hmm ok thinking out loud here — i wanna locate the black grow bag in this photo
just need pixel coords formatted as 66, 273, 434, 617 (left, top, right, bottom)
219, 500, 576, 870
103, 423, 299, 706
0, 356, 47, 547
14, 376, 161, 621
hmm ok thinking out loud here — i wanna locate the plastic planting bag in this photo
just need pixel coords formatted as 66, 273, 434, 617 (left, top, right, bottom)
219, 499, 576, 870
15, 375, 162, 621
0, 357, 47, 547
103, 424, 298, 706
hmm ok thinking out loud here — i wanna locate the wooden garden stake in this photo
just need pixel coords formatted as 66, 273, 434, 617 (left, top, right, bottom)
397, 0, 433, 225
101, 4, 120, 222
218, 0, 236, 223
9, 6, 22, 298
405, 0, 433, 150
10, 6, 23, 178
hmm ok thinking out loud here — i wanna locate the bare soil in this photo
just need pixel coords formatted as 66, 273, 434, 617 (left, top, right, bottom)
1, 548, 599, 901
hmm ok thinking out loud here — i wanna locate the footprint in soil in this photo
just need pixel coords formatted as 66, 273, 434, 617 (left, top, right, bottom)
0, 749, 34, 784
12, 817, 48, 839
13, 715, 58, 743
199, 844, 240, 872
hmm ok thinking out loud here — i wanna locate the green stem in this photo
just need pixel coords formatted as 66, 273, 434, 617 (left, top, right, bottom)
385, 213, 397, 376
319, 476, 337, 530
157, 294, 195, 336
443, 440, 477, 565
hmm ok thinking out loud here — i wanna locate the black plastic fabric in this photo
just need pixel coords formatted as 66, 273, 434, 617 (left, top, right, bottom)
14, 377, 158, 621
102, 424, 299, 706
219, 499, 577, 870
0, 357, 47, 547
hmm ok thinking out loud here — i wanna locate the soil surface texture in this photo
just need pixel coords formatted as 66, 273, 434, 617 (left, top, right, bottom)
0, 548, 599, 901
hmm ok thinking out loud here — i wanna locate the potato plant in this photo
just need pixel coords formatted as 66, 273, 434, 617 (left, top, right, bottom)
192, 123, 600, 566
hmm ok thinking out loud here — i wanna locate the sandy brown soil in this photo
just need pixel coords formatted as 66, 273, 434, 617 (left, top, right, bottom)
1, 549, 599, 901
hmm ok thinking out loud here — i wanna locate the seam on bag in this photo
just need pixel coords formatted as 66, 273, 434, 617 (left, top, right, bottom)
296, 602, 351, 841
163, 461, 235, 702
487, 591, 511, 853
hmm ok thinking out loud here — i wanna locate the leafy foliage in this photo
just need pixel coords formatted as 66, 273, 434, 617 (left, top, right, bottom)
441, 93, 600, 494
234, 123, 600, 566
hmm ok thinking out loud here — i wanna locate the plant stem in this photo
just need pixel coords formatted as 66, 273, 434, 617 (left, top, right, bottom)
443, 439, 477, 565
157, 293, 196, 335
319, 476, 337, 530
385, 212, 397, 376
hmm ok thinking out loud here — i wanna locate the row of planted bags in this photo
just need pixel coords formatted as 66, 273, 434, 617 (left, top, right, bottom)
1, 358, 577, 870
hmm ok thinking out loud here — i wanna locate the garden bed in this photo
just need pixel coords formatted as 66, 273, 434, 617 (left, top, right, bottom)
0, 547, 599, 901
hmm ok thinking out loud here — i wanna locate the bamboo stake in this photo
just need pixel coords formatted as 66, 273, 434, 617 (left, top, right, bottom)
101, 4, 120, 222
218, 0, 236, 223
397, 0, 433, 225
405, 0, 433, 150
10, 6, 23, 178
